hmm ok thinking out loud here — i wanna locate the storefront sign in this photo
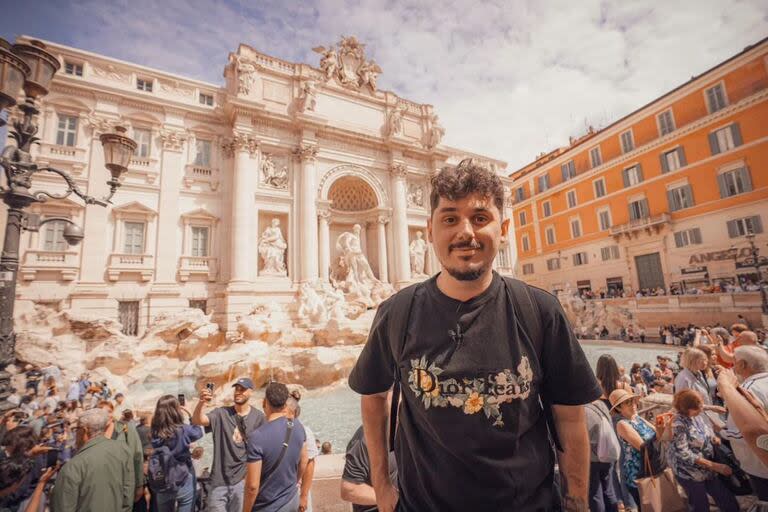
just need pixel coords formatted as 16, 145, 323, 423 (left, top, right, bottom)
688, 247, 751, 265
736, 256, 768, 269
681, 266, 707, 275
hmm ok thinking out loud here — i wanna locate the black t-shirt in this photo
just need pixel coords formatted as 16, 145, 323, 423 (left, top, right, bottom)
348, 272, 601, 511
342, 426, 398, 512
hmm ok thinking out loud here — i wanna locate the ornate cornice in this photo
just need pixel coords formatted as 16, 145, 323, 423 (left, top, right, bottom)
159, 129, 188, 152
222, 131, 258, 158
293, 143, 318, 162
377, 214, 391, 225
83, 111, 119, 137
317, 208, 332, 220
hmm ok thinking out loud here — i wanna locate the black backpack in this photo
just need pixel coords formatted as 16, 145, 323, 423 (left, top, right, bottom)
386, 276, 563, 453
147, 429, 191, 493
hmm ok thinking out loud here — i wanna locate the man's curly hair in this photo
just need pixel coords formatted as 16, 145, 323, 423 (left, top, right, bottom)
430, 158, 505, 217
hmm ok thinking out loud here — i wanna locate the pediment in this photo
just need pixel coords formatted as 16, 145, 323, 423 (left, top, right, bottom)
181, 207, 218, 222
112, 201, 157, 218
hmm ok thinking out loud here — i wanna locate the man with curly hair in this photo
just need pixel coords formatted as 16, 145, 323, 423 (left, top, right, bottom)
349, 159, 601, 511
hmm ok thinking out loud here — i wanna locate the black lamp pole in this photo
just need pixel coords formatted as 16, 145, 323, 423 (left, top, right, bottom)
0, 39, 136, 412
745, 233, 768, 317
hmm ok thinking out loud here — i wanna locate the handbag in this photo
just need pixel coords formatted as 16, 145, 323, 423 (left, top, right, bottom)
712, 443, 753, 496
636, 450, 687, 512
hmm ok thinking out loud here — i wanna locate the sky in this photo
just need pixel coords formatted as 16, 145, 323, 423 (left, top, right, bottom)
1, 0, 766, 171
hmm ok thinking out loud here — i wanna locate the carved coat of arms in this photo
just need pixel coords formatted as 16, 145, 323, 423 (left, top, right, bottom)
313, 36, 382, 93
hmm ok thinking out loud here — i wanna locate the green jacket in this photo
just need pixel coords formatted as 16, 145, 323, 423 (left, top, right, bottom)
111, 420, 145, 491
50, 436, 134, 512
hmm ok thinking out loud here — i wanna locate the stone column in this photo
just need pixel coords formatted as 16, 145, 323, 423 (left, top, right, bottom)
153, 129, 186, 286
377, 215, 389, 283
390, 163, 411, 287
228, 131, 259, 283
318, 208, 331, 282
295, 143, 319, 283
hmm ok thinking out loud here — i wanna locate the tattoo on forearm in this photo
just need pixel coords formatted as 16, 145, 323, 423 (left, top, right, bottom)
563, 495, 588, 512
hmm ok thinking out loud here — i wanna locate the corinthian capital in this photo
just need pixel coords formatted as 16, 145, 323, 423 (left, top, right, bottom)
377, 214, 390, 225
294, 143, 318, 162
159, 129, 188, 152
390, 163, 407, 179
222, 132, 258, 158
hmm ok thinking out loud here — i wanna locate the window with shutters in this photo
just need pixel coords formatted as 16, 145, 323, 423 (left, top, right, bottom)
589, 147, 602, 168
522, 263, 534, 275
199, 93, 214, 106
657, 109, 676, 136
194, 139, 212, 167
573, 252, 588, 266
705, 83, 727, 113
709, 124, 742, 155
64, 61, 83, 77
542, 200, 552, 218
521, 234, 530, 252
620, 130, 634, 153
667, 185, 694, 212
628, 199, 649, 221
118, 301, 140, 336
518, 211, 527, 226
593, 177, 606, 198
660, 147, 687, 173
133, 128, 151, 158
547, 258, 560, 271
727, 216, 763, 238
191, 226, 209, 257
545, 226, 556, 245
718, 167, 752, 198
136, 77, 153, 92
42, 220, 67, 251
673, 228, 702, 248
514, 187, 526, 203
601, 246, 620, 261
56, 114, 78, 147
538, 174, 550, 193
560, 160, 576, 182
597, 209, 612, 231
622, 165, 643, 187
123, 222, 146, 254
566, 189, 577, 208
570, 218, 582, 239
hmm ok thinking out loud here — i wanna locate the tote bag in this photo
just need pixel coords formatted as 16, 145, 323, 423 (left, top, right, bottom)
635, 450, 687, 512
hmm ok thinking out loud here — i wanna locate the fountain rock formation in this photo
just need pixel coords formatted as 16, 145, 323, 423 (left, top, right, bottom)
557, 289, 635, 335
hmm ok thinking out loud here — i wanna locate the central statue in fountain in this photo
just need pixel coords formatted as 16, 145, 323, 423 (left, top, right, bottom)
332, 224, 393, 309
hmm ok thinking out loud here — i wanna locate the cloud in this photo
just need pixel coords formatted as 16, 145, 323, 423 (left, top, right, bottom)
1, 0, 766, 170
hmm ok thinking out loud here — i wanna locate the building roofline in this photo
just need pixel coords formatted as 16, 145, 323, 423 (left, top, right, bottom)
509, 35, 768, 179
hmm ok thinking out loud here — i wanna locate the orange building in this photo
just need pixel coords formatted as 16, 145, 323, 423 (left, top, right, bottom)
510, 37, 768, 297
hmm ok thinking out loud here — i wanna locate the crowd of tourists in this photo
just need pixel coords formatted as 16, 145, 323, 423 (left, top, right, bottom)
577, 277, 765, 300
0, 369, 332, 512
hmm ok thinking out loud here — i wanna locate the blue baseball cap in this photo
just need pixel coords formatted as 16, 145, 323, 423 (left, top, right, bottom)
232, 378, 254, 390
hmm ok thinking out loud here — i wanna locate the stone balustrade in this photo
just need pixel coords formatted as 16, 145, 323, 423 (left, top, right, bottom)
178, 256, 218, 282
20, 250, 79, 281
107, 253, 154, 282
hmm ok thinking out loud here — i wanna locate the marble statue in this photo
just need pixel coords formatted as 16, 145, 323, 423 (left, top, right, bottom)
258, 218, 287, 276
297, 282, 327, 325
425, 113, 445, 149
335, 224, 380, 303
234, 55, 257, 95
409, 231, 428, 277
313, 46, 338, 81
358, 60, 382, 91
386, 102, 407, 136
297, 80, 317, 112
407, 183, 425, 208
261, 154, 288, 189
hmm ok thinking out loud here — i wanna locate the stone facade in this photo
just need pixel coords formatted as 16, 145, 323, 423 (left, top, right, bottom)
6, 36, 512, 334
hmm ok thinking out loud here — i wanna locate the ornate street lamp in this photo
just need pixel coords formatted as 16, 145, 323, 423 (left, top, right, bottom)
745, 233, 768, 320
0, 39, 136, 412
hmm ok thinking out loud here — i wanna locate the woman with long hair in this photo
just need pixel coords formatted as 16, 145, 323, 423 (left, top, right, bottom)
595, 354, 631, 409
150, 394, 203, 512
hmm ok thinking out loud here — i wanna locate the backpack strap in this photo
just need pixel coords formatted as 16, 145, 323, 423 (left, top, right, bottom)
502, 276, 563, 452
386, 283, 423, 453
261, 419, 295, 485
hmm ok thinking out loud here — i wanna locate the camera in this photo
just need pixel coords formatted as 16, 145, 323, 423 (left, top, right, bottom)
206, 382, 214, 392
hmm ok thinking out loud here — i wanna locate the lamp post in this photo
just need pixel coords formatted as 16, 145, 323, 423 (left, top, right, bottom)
745, 233, 768, 327
0, 39, 136, 412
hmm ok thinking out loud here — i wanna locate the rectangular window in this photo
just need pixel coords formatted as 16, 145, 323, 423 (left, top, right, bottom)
194, 139, 212, 167
189, 299, 207, 312
620, 130, 634, 153
667, 185, 695, 212
674, 228, 703, 248
123, 222, 145, 254
705, 83, 727, 113
570, 218, 582, 238
118, 301, 140, 336
573, 252, 588, 266
560, 160, 576, 182
589, 147, 602, 168
546, 258, 561, 271
518, 211, 527, 226
622, 165, 643, 187
566, 189, 577, 209
542, 201, 552, 218
133, 128, 151, 158
514, 187, 526, 203
601, 246, 620, 261
598, 209, 612, 231
538, 174, 550, 193
545, 226, 556, 245
43, 220, 67, 251
64, 61, 83, 77
593, 178, 606, 198
657, 110, 675, 136
718, 167, 753, 198
136, 78, 153, 92
660, 147, 687, 173
199, 93, 214, 106
522, 263, 534, 275
191, 226, 209, 257
709, 124, 742, 155
56, 114, 78, 147
628, 199, 649, 221
727, 216, 763, 238
521, 235, 530, 252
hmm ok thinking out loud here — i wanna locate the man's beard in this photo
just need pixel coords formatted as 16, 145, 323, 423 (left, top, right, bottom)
445, 263, 489, 281
234, 395, 248, 405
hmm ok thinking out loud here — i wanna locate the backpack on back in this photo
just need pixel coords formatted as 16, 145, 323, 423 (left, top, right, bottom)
147, 435, 190, 493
